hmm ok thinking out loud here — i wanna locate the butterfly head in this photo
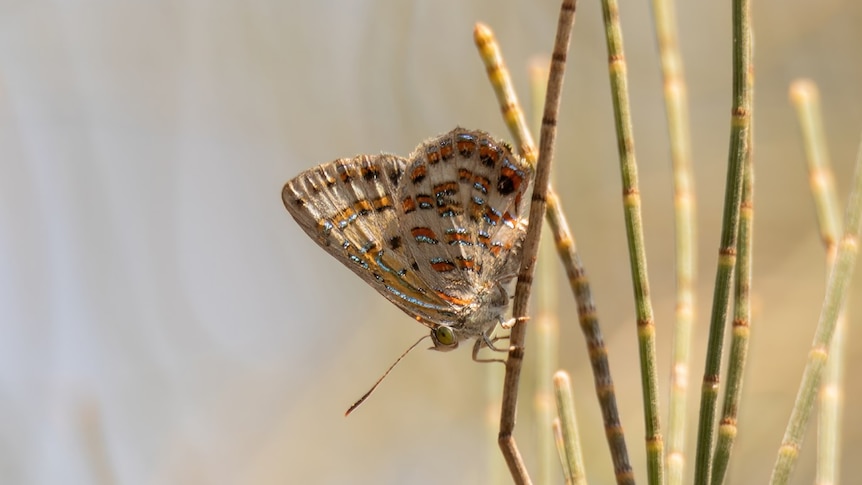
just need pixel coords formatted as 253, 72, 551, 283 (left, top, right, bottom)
429, 325, 460, 351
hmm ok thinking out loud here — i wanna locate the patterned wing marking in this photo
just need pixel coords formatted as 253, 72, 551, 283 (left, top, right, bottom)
396, 128, 533, 306
282, 154, 458, 326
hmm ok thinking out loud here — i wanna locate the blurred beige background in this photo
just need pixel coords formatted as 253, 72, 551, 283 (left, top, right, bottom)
1, 0, 861, 484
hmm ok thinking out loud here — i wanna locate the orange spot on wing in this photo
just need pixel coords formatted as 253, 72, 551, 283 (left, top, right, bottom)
372, 195, 394, 211
456, 257, 481, 272
410, 227, 439, 243
431, 260, 456, 272
500, 166, 524, 191
440, 140, 454, 160
484, 207, 501, 224
502, 211, 517, 227
437, 204, 464, 217
426, 149, 441, 165
432, 181, 459, 195
456, 136, 477, 156
446, 232, 472, 244
353, 199, 373, 215
473, 175, 490, 193
334, 206, 356, 225
410, 164, 427, 183
416, 194, 434, 209
479, 142, 500, 167
337, 162, 356, 183
402, 196, 417, 213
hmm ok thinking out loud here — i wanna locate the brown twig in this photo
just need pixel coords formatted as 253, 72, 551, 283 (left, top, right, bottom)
496, 1, 577, 483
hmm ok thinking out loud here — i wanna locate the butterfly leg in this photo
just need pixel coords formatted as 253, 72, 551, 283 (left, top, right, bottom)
472, 337, 506, 364
482, 331, 509, 352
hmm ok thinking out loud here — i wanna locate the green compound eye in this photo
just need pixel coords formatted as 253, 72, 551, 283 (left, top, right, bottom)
434, 326, 456, 346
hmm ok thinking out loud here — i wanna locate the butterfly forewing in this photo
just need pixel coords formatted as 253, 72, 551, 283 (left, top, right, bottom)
282, 153, 456, 326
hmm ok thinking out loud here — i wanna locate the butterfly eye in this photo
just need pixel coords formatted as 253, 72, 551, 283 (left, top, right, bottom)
433, 326, 457, 347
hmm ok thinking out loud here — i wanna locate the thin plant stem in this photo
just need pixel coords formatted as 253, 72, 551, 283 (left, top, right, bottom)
479, 2, 577, 482
530, 57, 561, 485
599, 0, 664, 482
553, 418, 573, 485
710, 144, 754, 485
486, 364, 506, 484
545, 190, 634, 485
777, 80, 850, 485
769, 134, 862, 485
817, 309, 847, 485
649, 0, 697, 481
790, 81, 843, 248
789, 79, 847, 485
692, 0, 752, 482
529, 58, 552, 181
474, 19, 635, 485
554, 371, 588, 485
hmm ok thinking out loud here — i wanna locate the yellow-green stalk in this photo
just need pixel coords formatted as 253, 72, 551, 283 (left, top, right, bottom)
599, 0, 665, 482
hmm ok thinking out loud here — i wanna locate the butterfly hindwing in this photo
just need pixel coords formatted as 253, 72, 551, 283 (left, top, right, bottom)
395, 128, 533, 306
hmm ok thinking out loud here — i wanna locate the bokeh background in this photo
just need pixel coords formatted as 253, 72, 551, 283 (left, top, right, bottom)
2, 1, 861, 483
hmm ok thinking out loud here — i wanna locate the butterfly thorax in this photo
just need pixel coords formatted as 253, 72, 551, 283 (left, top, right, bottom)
428, 278, 511, 351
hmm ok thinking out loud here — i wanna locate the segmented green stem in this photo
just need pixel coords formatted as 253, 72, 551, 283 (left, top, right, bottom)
789, 80, 842, 248
790, 80, 847, 485
710, 147, 754, 485
649, 0, 697, 481
771, 83, 862, 483
769, 133, 862, 484
474, 19, 634, 485
692, 0, 752, 482
599, 0, 664, 482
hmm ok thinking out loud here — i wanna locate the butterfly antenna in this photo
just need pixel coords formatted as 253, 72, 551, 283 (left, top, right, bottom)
345, 334, 430, 416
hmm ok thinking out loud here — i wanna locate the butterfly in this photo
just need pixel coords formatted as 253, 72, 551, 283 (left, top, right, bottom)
282, 127, 532, 370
